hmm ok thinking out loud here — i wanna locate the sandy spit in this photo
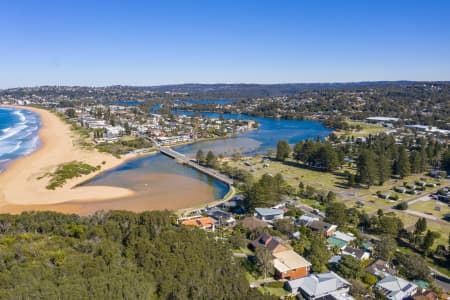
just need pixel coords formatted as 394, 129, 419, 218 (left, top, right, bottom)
0, 105, 146, 210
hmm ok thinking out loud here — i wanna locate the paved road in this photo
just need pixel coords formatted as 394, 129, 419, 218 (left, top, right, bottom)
249, 278, 277, 288
430, 267, 450, 292
233, 253, 248, 258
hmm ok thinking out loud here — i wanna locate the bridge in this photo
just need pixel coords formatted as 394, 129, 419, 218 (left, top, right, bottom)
154, 143, 234, 186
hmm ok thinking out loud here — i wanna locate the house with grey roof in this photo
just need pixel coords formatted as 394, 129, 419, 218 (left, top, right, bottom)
254, 207, 284, 222
285, 271, 353, 299
342, 247, 370, 261
375, 275, 418, 300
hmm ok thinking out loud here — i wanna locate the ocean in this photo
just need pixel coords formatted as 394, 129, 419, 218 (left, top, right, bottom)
0, 107, 41, 172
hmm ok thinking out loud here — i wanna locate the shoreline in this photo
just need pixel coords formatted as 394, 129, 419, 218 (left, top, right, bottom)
0, 105, 151, 210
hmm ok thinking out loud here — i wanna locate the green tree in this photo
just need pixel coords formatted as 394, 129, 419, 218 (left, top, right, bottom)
276, 140, 291, 161
356, 150, 377, 188
325, 202, 346, 227
255, 247, 274, 279
206, 150, 218, 168
335, 255, 364, 279
442, 149, 450, 173
397, 146, 411, 178
196, 149, 205, 164
377, 153, 392, 185
422, 230, 440, 255
377, 235, 397, 263
414, 217, 427, 235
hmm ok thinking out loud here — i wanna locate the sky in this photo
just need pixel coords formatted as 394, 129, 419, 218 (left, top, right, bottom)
1, 0, 450, 88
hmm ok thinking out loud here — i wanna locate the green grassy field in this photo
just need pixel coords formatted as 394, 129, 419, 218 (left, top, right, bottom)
409, 200, 450, 218
335, 121, 387, 138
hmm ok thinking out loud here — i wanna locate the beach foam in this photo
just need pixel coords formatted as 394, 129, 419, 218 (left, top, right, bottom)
0, 108, 41, 171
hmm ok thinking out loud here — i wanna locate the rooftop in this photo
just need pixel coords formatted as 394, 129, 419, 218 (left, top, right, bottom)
273, 250, 311, 273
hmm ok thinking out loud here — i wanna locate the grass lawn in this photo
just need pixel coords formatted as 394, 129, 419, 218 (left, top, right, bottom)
227, 156, 340, 191
335, 121, 386, 138
409, 200, 450, 218
261, 287, 289, 297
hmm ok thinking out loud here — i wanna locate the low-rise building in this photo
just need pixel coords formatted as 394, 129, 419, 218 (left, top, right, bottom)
181, 217, 216, 232
272, 250, 311, 280
254, 207, 284, 223
250, 233, 288, 254
375, 275, 418, 300
286, 271, 353, 299
308, 220, 337, 237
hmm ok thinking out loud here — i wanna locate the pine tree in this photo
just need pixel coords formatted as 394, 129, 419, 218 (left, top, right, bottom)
276, 140, 291, 161
414, 217, 427, 235
357, 150, 377, 188
377, 153, 392, 185
397, 146, 411, 178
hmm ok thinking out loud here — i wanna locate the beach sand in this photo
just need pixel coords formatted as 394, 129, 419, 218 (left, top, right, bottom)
0, 105, 140, 211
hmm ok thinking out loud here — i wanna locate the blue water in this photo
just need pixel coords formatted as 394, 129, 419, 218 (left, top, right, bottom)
173, 111, 333, 156
175, 99, 236, 105
0, 108, 41, 171
85, 111, 332, 204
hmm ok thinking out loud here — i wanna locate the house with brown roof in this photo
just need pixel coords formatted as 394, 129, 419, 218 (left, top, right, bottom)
239, 216, 268, 230
308, 220, 337, 237
250, 233, 288, 253
181, 217, 216, 231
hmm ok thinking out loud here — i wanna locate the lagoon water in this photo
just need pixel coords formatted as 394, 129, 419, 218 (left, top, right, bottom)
81, 111, 332, 212
0, 104, 332, 213
0, 108, 41, 172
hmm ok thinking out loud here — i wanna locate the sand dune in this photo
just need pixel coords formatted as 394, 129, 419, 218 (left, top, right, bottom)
0, 105, 138, 210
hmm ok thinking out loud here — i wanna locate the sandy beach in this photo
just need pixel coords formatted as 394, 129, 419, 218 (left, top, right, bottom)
0, 105, 141, 212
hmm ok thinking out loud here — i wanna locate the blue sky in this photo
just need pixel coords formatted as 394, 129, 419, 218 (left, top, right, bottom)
1, 0, 449, 87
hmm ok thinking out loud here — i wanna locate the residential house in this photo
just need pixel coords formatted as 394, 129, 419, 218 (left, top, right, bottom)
375, 275, 418, 300
286, 271, 353, 299
250, 233, 288, 253
181, 217, 215, 232
297, 214, 320, 226
327, 231, 356, 250
239, 216, 267, 231
365, 259, 397, 278
342, 247, 371, 261
308, 220, 337, 237
272, 250, 311, 280
254, 208, 284, 223
207, 207, 236, 226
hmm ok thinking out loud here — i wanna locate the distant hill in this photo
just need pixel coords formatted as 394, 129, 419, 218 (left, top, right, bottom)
136, 81, 450, 98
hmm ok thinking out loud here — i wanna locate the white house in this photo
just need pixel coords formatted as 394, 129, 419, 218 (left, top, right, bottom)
286, 271, 353, 299
254, 208, 284, 223
375, 275, 418, 300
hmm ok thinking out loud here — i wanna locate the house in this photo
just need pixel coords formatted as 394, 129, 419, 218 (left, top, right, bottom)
375, 275, 418, 300
181, 217, 215, 231
254, 207, 284, 222
272, 250, 311, 280
327, 231, 356, 250
342, 247, 371, 261
297, 214, 320, 226
328, 255, 342, 265
207, 207, 236, 226
286, 271, 353, 299
308, 220, 337, 237
365, 259, 397, 278
239, 216, 268, 230
250, 233, 288, 253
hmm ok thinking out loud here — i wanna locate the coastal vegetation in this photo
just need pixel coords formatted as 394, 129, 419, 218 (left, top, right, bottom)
95, 137, 153, 157
0, 211, 273, 299
41, 161, 100, 190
